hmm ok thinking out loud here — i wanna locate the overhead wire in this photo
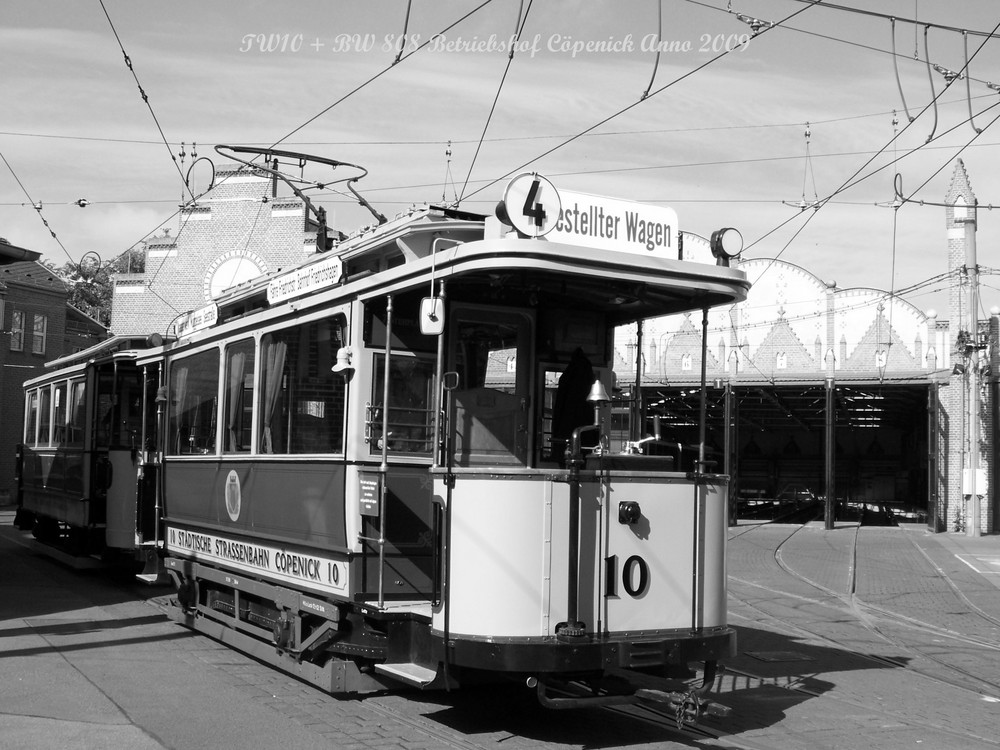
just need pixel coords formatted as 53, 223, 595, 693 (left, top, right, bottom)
126, 0, 500, 293
783, 0, 1000, 38
98, 0, 194, 203
0, 150, 75, 266
714, 9, 1000, 380
268, 0, 497, 149
15, 1, 995, 324
458, 0, 532, 202
92, 2, 503, 306
965, 31, 984, 135
461, 0, 828, 204
745, 87, 1000, 258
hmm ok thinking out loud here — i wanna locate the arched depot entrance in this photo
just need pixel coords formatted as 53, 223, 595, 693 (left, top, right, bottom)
642, 377, 935, 526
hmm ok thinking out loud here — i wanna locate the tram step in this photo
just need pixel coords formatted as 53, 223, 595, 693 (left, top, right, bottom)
374, 662, 439, 687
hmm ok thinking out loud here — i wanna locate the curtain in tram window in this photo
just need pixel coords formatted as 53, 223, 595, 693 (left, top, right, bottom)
173, 366, 189, 453
68, 382, 87, 447
227, 351, 247, 451
262, 340, 287, 454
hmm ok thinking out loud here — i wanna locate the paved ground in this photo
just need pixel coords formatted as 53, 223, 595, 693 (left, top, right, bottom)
2, 507, 999, 749
721, 521, 1000, 749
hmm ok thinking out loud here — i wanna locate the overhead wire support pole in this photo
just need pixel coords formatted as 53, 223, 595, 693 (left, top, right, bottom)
633, 320, 643, 442
922, 25, 939, 143
641, 0, 663, 100
964, 31, 983, 134
378, 294, 394, 606
890, 18, 915, 123
956, 197, 981, 536
825, 377, 835, 530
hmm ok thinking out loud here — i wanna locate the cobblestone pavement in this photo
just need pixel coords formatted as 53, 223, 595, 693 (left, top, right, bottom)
4, 509, 1000, 750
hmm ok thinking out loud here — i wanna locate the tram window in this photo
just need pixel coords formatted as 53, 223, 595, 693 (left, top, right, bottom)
223, 338, 255, 453
369, 355, 435, 455
539, 367, 561, 462
24, 390, 39, 445
38, 386, 52, 446
95, 366, 144, 449
141, 368, 159, 453
66, 380, 86, 448
52, 382, 67, 444
259, 317, 346, 455
448, 309, 531, 466
168, 349, 220, 455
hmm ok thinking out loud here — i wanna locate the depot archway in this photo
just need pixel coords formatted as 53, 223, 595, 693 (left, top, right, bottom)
643, 378, 936, 526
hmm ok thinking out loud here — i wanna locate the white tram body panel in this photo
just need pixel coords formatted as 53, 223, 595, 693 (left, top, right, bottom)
435, 473, 564, 637
436, 471, 729, 639
597, 473, 728, 632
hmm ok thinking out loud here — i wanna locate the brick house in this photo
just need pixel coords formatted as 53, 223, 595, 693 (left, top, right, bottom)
0, 257, 109, 503
110, 165, 314, 336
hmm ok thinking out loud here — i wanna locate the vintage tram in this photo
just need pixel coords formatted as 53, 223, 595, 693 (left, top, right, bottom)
17, 334, 164, 576
18, 160, 749, 718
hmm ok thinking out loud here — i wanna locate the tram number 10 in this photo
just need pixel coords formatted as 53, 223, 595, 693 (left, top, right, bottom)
605, 554, 649, 598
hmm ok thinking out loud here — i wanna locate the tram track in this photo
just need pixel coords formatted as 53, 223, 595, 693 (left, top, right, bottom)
725, 518, 1000, 745
770, 521, 1000, 697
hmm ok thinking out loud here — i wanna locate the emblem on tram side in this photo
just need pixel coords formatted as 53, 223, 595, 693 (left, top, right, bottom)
224, 470, 242, 522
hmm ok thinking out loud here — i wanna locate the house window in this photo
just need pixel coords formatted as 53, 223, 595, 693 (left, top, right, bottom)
32, 314, 48, 355
10, 310, 24, 352
776, 352, 787, 370
681, 353, 692, 371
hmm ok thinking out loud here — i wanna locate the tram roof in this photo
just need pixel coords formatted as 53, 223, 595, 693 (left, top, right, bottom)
197, 205, 748, 328
41, 333, 163, 372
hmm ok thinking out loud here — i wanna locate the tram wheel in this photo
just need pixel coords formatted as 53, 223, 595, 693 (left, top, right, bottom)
32, 517, 61, 544
176, 579, 199, 614
692, 660, 719, 695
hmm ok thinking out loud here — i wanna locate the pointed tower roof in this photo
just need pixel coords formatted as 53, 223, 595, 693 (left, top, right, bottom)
946, 158, 975, 205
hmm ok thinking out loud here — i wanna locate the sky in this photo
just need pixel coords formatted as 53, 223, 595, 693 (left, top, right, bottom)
3, 0, 1000, 320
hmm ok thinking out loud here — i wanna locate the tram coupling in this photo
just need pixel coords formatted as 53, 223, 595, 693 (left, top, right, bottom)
528, 670, 731, 727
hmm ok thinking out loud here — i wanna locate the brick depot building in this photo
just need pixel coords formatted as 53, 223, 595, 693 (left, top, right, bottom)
616, 160, 994, 534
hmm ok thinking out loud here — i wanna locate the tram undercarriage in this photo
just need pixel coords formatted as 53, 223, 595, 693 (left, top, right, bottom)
163, 554, 734, 721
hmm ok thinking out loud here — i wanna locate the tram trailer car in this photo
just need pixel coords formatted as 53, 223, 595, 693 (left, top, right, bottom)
17, 336, 164, 576
139, 166, 749, 718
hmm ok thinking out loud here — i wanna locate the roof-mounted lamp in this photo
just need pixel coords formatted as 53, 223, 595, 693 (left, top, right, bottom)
710, 227, 743, 267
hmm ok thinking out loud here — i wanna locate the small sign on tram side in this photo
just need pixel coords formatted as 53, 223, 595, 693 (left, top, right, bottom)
174, 302, 219, 337
359, 472, 380, 517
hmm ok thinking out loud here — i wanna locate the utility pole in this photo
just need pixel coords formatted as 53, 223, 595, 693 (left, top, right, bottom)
956, 196, 981, 537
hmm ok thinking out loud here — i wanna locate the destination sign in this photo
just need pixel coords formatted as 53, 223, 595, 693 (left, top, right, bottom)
166, 525, 349, 597
267, 255, 344, 304
174, 302, 218, 338
548, 189, 679, 256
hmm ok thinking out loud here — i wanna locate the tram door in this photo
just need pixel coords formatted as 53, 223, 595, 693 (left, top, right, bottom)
97, 362, 152, 549
447, 306, 533, 466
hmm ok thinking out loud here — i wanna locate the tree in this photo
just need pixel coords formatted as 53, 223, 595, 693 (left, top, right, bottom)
57, 247, 145, 326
